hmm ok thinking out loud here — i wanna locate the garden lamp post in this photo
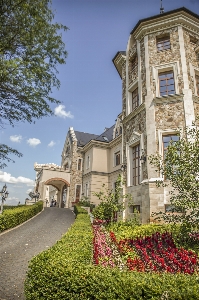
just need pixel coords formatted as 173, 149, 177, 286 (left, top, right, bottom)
0, 184, 9, 214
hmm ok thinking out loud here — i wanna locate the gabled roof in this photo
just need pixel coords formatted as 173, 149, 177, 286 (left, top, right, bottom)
75, 131, 98, 147
94, 125, 115, 143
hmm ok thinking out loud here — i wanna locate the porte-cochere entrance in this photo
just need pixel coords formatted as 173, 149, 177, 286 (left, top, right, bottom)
34, 163, 70, 208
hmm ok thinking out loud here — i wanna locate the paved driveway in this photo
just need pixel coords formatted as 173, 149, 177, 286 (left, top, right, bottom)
0, 207, 75, 300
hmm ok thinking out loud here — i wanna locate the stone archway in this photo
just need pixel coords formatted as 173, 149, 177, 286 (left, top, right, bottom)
44, 178, 70, 208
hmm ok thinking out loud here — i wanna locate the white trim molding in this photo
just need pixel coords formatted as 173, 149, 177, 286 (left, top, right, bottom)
152, 61, 180, 98
126, 131, 144, 186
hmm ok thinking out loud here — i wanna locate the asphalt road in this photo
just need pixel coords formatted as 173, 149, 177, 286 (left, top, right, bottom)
0, 207, 75, 300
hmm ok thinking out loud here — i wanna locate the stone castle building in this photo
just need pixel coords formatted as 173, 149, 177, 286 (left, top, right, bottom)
34, 7, 199, 223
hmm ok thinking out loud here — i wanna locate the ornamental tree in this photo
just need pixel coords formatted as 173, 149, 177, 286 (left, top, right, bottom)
0, 0, 68, 167
149, 123, 199, 235
92, 174, 132, 222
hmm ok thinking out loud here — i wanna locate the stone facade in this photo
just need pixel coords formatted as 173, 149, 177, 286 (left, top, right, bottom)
113, 7, 199, 223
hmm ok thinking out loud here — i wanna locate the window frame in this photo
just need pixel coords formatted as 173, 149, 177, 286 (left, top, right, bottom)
156, 35, 171, 52
85, 183, 89, 197
132, 143, 141, 186
129, 204, 141, 214
152, 62, 179, 97
75, 184, 81, 203
115, 151, 121, 166
86, 155, 90, 169
158, 71, 175, 96
132, 87, 139, 110
77, 158, 82, 171
158, 129, 181, 179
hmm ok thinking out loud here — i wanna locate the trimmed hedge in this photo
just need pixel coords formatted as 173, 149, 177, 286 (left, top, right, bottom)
73, 204, 88, 215
25, 208, 199, 300
0, 201, 43, 232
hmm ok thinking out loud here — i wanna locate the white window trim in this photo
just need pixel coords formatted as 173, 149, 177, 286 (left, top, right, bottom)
189, 63, 199, 97
77, 158, 83, 171
158, 129, 182, 178
126, 132, 144, 187
152, 61, 180, 98
127, 79, 138, 115
85, 182, 89, 197
113, 149, 121, 167
86, 155, 90, 169
75, 184, 82, 201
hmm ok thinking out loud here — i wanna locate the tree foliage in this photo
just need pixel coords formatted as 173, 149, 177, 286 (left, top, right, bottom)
92, 175, 132, 222
149, 124, 199, 235
0, 0, 68, 167
0, 144, 22, 169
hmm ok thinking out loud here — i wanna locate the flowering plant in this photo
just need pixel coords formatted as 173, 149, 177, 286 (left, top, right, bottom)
110, 231, 199, 274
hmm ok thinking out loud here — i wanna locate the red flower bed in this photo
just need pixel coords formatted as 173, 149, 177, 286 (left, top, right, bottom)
110, 231, 199, 274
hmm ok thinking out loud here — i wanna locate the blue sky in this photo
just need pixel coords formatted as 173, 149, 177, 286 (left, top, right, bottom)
0, 0, 199, 204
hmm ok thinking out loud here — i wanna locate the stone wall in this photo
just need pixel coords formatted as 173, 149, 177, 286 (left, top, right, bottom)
69, 141, 84, 205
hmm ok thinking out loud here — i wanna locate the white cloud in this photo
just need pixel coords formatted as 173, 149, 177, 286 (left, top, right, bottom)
0, 171, 35, 186
48, 140, 56, 147
7, 197, 19, 202
54, 105, 74, 119
27, 138, 41, 147
10, 135, 22, 143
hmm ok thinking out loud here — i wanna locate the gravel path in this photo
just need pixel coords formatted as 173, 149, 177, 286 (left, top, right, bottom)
0, 207, 75, 300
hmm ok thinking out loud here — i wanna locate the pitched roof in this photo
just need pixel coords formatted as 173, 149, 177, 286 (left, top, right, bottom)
74, 131, 99, 147
94, 125, 115, 143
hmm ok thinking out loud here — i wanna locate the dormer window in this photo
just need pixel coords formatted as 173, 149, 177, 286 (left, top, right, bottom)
156, 35, 170, 51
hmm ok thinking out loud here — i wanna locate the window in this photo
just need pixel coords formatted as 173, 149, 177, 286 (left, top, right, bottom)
115, 129, 118, 137
162, 135, 179, 159
131, 55, 138, 72
165, 204, 184, 213
86, 156, 90, 169
75, 185, 81, 203
156, 35, 170, 51
120, 126, 122, 134
115, 151, 120, 166
132, 87, 139, 110
77, 158, 82, 170
85, 183, 89, 197
196, 75, 199, 96
132, 144, 140, 185
159, 71, 175, 96
129, 205, 140, 213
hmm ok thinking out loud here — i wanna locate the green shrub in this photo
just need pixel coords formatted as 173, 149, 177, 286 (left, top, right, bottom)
73, 204, 88, 215
0, 201, 43, 232
25, 210, 199, 300
108, 222, 180, 241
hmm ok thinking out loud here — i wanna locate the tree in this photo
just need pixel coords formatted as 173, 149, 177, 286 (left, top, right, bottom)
0, 0, 68, 167
149, 124, 199, 236
92, 175, 132, 222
